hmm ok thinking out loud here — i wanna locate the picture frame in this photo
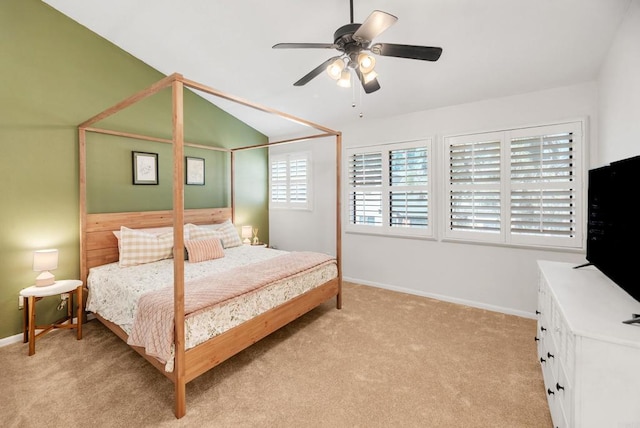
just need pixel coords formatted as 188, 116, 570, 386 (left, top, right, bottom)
132, 151, 158, 185
186, 156, 205, 185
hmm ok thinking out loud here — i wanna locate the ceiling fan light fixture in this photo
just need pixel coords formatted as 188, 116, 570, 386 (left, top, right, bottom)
326, 58, 345, 80
337, 69, 351, 88
358, 53, 376, 73
362, 69, 378, 84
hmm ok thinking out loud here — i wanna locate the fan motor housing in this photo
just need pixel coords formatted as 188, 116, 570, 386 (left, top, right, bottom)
333, 23, 364, 53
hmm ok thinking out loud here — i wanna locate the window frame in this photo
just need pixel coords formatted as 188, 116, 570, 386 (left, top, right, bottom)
442, 120, 585, 250
345, 139, 434, 238
269, 151, 312, 210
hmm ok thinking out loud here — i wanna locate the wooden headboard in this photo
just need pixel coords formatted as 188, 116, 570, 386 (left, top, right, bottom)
82, 207, 232, 282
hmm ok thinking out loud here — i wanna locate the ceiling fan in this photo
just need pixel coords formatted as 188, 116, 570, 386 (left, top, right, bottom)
272, 0, 443, 94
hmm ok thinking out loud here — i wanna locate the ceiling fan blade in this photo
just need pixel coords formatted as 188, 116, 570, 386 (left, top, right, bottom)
273, 43, 337, 49
353, 10, 398, 44
355, 68, 381, 94
293, 56, 341, 86
370, 43, 443, 61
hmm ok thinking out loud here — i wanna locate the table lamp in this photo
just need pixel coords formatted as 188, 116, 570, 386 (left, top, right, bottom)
33, 249, 58, 286
241, 225, 253, 245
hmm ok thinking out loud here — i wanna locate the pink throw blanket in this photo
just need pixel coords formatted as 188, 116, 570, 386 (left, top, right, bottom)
127, 251, 335, 364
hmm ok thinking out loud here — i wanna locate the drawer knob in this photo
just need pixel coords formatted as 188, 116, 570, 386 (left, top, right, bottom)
547, 352, 554, 359
540, 326, 547, 332
536, 310, 541, 315
534, 336, 540, 342
540, 357, 546, 364
556, 383, 565, 391
547, 388, 555, 396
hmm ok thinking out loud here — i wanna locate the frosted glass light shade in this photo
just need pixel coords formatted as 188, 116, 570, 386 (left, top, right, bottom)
33, 249, 58, 287
326, 58, 345, 80
358, 53, 376, 73
362, 69, 378, 84
337, 70, 351, 88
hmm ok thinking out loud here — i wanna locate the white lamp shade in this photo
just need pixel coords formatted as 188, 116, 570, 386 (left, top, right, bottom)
33, 249, 58, 271
337, 70, 351, 88
326, 58, 345, 80
358, 53, 376, 74
362, 69, 378, 84
241, 225, 253, 244
33, 249, 58, 286
241, 226, 253, 239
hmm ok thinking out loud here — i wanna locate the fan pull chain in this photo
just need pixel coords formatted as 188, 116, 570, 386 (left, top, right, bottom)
359, 80, 364, 118
351, 72, 357, 108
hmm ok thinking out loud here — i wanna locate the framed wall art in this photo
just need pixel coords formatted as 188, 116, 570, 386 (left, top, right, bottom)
186, 156, 205, 185
132, 151, 158, 185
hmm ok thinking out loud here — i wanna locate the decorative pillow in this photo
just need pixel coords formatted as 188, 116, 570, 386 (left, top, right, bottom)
118, 226, 174, 267
185, 238, 225, 263
187, 220, 242, 248
113, 226, 173, 242
211, 219, 243, 248
187, 224, 224, 242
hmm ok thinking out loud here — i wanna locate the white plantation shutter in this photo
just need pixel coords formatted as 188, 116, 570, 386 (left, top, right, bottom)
444, 122, 583, 248
269, 152, 311, 209
348, 151, 383, 226
347, 140, 432, 237
289, 157, 308, 203
270, 158, 288, 204
389, 147, 429, 228
447, 135, 502, 241
508, 125, 580, 247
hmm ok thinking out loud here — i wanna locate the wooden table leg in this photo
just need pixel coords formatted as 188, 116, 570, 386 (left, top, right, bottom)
22, 298, 29, 343
27, 296, 36, 356
76, 286, 83, 340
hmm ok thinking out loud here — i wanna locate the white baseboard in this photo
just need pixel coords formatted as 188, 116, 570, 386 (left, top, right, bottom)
0, 313, 96, 348
343, 276, 536, 319
0, 333, 23, 348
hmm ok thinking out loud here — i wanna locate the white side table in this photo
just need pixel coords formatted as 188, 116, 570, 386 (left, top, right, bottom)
19, 279, 83, 356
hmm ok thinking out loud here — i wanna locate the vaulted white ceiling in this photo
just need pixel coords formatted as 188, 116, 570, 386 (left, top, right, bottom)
44, 0, 631, 139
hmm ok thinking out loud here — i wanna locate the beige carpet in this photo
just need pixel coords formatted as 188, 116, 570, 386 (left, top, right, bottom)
0, 282, 551, 427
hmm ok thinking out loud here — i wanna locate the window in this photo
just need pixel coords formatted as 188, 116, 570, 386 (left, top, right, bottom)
444, 121, 584, 249
270, 152, 311, 210
346, 140, 433, 237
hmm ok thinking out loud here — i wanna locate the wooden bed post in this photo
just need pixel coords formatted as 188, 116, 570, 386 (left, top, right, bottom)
171, 77, 187, 419
78, 127, 87, 285
230, 150, 236, 224
336, 132, 343, 309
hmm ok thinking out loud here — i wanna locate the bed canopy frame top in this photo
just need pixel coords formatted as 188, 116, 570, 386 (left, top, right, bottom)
78, 73, 342, 418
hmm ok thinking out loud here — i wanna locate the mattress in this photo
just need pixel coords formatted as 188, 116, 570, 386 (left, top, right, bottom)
86, 245, 337, 371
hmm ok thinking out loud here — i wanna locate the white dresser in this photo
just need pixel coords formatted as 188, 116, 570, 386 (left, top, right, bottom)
536, 261, 640, 428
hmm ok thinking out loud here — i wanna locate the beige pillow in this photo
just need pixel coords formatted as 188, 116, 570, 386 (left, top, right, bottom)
185, 238, 225, 263
210, 219, 243, 248
118, 226, 174, 267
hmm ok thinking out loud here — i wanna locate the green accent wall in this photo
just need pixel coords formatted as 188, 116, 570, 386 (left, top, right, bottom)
0, 0, 269, 340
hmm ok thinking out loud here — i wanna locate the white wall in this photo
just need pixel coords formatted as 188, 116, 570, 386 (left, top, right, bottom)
273, 82, 597, 317
598, 0, 640, 164
269, 137, 337, 256
339, 83, 597, 317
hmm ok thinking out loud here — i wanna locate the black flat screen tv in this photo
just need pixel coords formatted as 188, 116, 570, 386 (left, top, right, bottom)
585, 154, 640, 304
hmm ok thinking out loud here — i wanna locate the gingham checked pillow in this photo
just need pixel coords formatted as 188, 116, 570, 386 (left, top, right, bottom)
118, 226, 174, 267
187, 220, 242, 248
185, 238, 225, 263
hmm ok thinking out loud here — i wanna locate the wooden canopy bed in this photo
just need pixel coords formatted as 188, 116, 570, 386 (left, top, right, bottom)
78, 73, 342, 418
